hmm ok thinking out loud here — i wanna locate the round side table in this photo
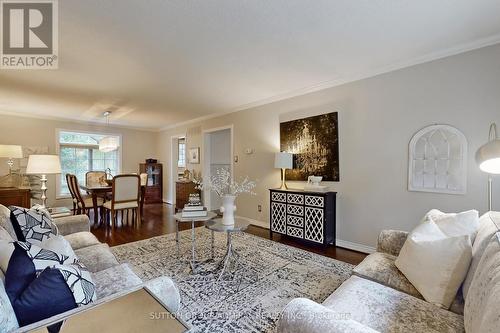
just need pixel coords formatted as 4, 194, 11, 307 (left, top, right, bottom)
173, 211, 217, 274
205, 217, 250, 282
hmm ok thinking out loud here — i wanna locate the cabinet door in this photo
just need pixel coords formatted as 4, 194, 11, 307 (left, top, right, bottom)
304, 207, 324, 244
271, 202, 286, 234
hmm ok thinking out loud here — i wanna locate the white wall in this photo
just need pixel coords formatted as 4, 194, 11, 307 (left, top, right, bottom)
158, 44, 500, 251
0, 114, 158, 207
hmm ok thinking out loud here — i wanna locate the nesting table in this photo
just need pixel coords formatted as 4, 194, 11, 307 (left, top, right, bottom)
173, 212, 217, 274
205, 218, 250, 282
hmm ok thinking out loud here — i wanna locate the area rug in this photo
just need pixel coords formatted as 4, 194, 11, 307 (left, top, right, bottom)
111, 227, 354, 333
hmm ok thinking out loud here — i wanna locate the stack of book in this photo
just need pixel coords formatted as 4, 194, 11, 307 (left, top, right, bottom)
181, 205, 208, 218
181, 193, 207, 217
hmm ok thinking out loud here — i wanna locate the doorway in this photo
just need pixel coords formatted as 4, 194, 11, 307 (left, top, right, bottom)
169, 134, 186, 205
203, 126, 233, 211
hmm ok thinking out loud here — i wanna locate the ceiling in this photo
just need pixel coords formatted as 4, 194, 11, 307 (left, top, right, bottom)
1, 0, 500, 130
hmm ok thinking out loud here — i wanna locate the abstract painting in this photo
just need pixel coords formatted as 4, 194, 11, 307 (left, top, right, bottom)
280, 112, 339, 181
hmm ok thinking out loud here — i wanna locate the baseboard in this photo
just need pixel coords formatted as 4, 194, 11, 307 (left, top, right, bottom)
235, 215, 376, 254
235, 215, 269, 229
335, 239, 375, 254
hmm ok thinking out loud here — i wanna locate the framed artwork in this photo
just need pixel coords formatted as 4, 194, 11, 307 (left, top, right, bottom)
188, 147, 200, 164
280, 112, 339, 181
408, 124, 467, 194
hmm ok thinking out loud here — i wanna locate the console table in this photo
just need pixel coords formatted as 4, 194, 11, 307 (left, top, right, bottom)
269, 189, 336, 246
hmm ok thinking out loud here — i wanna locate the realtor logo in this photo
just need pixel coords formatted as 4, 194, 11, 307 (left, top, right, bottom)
1, 0, 58, 69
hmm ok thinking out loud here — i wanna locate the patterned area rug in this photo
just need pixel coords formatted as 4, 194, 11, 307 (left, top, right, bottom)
111, 227, 353, 332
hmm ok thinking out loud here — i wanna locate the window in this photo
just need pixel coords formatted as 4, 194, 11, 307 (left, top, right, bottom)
57, 130, 121, 197
178, 138, 186, 168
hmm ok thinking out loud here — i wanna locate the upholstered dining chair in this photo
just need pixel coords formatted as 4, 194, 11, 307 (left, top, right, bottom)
85, 171, 106, 187
65, 173, 78, 214
68, 174, 104, 223
103, 174, 141, 228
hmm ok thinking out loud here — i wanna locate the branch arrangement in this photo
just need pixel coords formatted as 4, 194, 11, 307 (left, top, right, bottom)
195, 168, 256, 197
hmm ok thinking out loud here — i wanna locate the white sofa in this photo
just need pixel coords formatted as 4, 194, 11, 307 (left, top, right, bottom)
277, 211, 500, 333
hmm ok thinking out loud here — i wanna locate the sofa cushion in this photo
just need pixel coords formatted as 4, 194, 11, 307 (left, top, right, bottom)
353, 252, 422, 298
0, 277, 19, 333
323, 276, 464, 333
462, 211, 499, 299
0, 204, 17, 241
64, 232, 100, 250
75, 243, 119, 273
464, 232, 500, 333
92, 263, 142, 299
0, 226, 13, 241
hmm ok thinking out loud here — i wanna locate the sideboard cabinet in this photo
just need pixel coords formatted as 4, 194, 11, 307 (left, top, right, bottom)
269, 189, 336, 246
0, 188, 31, 208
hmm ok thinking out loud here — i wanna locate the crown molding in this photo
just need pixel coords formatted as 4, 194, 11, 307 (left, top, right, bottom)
0, 110, 159, 132
160, 34, 500, 132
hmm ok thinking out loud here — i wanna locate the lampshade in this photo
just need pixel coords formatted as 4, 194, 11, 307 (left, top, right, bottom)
99, 136, 119, 153
26, 155, 61, 174
275, 152, 293, 169
476, 139, 500, 174
0, 145, 22, 158
476, 123, 500, 174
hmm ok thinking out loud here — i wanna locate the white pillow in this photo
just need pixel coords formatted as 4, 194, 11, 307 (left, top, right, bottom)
41, 235, 76, 258
395, 220, 472, 309
431, 210, 480, 243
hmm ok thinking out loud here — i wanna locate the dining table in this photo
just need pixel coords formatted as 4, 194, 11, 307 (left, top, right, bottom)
79, 184, 146, 226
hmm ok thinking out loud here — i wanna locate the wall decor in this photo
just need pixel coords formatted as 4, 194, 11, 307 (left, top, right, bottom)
408, 124, 467, 194
280, 112, 339, 181
188, 147, 200, 164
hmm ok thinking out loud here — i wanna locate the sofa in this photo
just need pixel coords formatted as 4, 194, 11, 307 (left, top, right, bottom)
277, 211, 500, 333
0, 204, 180, 333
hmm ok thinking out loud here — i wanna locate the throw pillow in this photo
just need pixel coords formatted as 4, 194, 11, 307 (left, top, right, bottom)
9, 206, 58, 246
395, 220, 472, 309
1, 241, 96, 327
431, 210, 480, 243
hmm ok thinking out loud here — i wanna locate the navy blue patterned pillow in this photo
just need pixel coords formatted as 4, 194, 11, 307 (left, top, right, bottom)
9, 206, 58, 245
1, 241, 96, 327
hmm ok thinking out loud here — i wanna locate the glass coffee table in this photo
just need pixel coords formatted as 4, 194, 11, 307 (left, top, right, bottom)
205, 217, 250, 283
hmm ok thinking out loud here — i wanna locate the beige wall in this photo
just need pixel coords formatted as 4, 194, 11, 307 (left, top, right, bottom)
158, 44, 500, 251
0, 114, 158, 207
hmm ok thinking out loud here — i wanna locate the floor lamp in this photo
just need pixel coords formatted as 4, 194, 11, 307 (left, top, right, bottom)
476, 123, 500, 211
26, 155, 62, 208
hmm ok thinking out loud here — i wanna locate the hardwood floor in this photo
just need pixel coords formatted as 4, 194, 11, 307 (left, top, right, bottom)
90, 203, 367, 265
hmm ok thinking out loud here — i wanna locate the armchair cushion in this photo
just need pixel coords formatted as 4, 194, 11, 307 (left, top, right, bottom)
74, 243, 119, 273
376, 230, 408, 256
52, 215, 90, 235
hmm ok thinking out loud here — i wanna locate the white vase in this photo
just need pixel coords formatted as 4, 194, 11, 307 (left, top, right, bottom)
220, 194, 237, 225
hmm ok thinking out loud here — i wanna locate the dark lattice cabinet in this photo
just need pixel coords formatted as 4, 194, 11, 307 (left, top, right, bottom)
269, 189, 336, 246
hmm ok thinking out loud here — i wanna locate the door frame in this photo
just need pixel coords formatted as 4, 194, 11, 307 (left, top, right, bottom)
168, 133, 186, 205
202, 124, 234, 210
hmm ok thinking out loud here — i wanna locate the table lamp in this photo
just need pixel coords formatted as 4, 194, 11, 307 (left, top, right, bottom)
0, 145, 23, 173
475, 123, 500, 211
275, 152, 293, 189
26, 155, 62, 208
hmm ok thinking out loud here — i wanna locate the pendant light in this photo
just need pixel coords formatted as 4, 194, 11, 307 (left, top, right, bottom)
99, 111, 119, 152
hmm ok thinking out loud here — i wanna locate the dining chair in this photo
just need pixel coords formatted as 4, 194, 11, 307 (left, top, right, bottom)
85, 171, 106, 187
68, 174, 104, 223
65, 173, 78, 214
103, 174, 141, 228
140, 173, 147, 217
